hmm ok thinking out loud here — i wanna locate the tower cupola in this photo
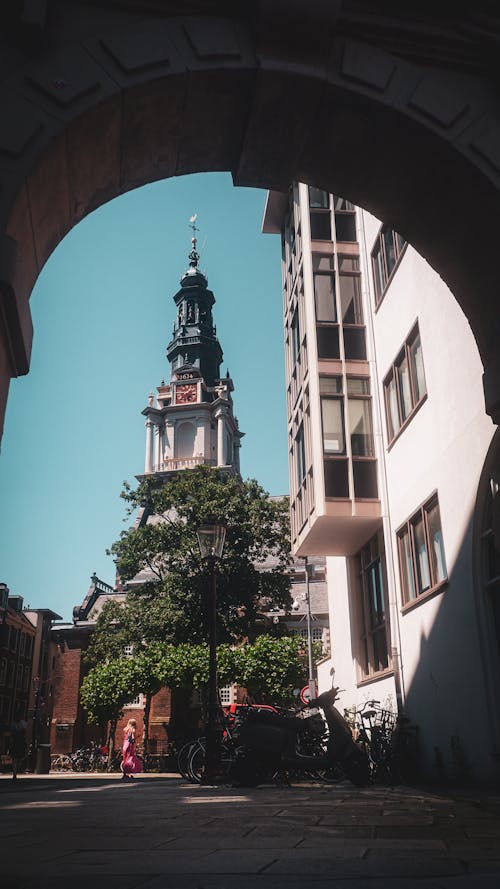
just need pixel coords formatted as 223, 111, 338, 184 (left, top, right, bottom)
166, 218, 222, 386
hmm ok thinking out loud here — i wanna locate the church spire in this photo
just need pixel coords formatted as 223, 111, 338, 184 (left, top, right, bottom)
166, 215, 222, 387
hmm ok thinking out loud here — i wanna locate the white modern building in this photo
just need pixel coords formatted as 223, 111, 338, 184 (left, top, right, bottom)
264, 183, 500, 785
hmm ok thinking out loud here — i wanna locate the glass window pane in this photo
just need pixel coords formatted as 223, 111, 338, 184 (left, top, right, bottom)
413, 516, 431, 593
296, 424, 306, 485
338, 255, 360, 272
333, 195, 355, 211
399, 529, 416, 602
316, 325, 340, 359
410, 333, 426, 402
348, 398, 374, 456
339, 274, 363, 324
314, 274, 337, 322
372, 628, 389, 672
320, 376, 342, 395
310, 211, 332, 241
353, 460, 378, 498
383, 226, 396, 277
385, 375, 399, 440
321, 398, 345, 454
309, 187, 329, 208
312, 254, 334, 272
394, 231, 406, 255
372, 244, 385, 301
427, 500, 447, 584
347, 378, 370, 395
335, 213, 357, 242
397, 354, 413, 421
343, 327, 367, 360
291, 309, 300, 364
324, 458, 349, 497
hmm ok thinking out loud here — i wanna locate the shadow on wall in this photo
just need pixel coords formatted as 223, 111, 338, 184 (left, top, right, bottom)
401, 482, 500, 786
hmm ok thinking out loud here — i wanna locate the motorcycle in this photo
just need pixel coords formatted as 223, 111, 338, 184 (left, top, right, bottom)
229, 687, 370, 787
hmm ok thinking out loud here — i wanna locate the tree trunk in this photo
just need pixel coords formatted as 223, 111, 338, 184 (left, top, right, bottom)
107, 718, 118, 771
143, 692, 152, 767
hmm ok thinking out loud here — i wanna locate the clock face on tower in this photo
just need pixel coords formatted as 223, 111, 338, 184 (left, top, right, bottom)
175, 383, 197, 404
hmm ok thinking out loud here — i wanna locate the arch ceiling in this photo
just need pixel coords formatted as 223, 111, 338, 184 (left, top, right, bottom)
2, 2, 500, 438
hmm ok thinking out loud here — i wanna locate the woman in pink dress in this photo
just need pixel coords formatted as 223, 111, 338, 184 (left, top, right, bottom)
121, 718, 143, 780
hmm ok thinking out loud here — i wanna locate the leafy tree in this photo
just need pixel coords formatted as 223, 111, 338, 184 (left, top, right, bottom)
234, 635, 309, 706
108, 466, 292, 645
80, 658, 144, 766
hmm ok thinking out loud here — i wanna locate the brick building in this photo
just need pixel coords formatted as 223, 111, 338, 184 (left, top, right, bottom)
0, 585, 36, 755
50, 574, 176, 757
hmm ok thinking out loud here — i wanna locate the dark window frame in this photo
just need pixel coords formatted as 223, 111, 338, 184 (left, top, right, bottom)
356, 531, 392, 683
383, 323, 427, 446
397, 492, 448, 611
371, 224, 407, 308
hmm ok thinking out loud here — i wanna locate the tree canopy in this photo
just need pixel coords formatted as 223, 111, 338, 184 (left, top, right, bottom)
102, 466, 292, 648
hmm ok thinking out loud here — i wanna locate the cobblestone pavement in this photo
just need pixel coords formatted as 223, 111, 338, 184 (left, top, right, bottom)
1, 774, 500, 888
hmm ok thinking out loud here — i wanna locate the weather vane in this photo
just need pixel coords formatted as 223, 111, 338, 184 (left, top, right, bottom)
188, 213, 200, 267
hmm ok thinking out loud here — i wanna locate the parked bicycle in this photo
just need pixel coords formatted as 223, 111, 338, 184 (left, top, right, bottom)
347, 699, 418, 784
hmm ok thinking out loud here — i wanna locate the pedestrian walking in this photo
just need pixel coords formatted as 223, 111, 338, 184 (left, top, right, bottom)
8, 704, 28, 781
121, 718, 143, 780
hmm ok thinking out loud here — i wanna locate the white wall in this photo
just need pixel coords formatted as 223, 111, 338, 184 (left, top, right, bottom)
360, 209, 496, 780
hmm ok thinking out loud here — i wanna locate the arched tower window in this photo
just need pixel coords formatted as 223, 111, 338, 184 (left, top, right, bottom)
175, 421, 196, 459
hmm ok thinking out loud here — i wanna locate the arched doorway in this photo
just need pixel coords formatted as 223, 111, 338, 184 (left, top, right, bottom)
2, 7, 500, 441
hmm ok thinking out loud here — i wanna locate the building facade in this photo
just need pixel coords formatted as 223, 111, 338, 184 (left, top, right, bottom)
50, 235, 329, 756
264, 183, 500, 784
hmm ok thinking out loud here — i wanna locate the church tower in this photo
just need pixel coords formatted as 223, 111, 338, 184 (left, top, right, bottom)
140, 221, 243, 479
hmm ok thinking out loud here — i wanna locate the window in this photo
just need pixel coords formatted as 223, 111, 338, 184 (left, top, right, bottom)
384, 324, 427, 444
320, 377, 344, 455
334, 212, 357, 242
19, 632, 26, 657
320, 377, 377, 499
309, 187, 329, 209
291, 307, 300, 365
313, 255, 336, 322
320, 377, 349, 498
371, 224, 407, 306
347, 378, 378, 499
126, 693, 145, 708
295, 423, 306, 488
309, 187, 332, 240
293, 626, 325, 647
356, 531, 391, 680
397, 494, 447, 607
0, 658, 6, 685
219, 684, 237, 706
10, 628, 19, 652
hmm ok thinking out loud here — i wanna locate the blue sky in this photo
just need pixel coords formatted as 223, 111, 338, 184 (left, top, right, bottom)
0, 173, 288, 621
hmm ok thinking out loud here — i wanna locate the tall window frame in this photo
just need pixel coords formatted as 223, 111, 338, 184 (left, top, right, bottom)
371, 224, 407, 307
397, 493, 448, 610
356, 531, 392, 682
384, 323, 427, 445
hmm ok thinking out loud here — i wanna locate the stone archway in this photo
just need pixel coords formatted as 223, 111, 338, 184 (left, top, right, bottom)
2, 4, 500, 439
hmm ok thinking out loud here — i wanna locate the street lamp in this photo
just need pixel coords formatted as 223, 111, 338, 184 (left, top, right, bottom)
303, 557, 318, 701
196, 520, 227, 784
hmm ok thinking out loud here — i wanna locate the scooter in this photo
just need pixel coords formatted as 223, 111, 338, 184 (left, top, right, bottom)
229, 687, 370, 787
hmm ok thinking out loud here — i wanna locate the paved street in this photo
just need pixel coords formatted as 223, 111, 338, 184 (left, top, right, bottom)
1, 774, 500, 888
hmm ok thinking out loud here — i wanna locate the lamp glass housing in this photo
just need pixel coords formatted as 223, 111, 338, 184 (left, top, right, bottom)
196, 522, 227, 559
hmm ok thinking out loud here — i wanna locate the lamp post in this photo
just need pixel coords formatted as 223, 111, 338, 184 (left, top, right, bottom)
303, 557, 317, 701
196, 520, 227, 784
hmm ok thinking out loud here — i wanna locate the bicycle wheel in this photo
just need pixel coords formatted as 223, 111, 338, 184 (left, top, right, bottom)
51, 753, 73, 772
188, 739, 206, 784
177, 741, 195, 780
